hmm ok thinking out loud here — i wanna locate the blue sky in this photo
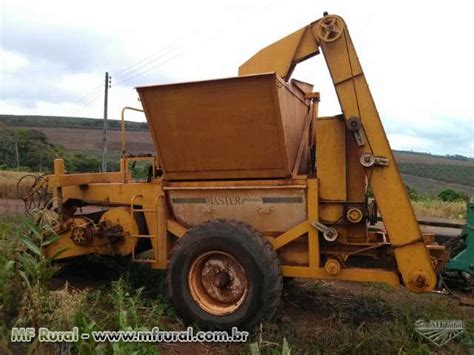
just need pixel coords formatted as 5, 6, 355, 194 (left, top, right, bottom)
1, 0, 473, 156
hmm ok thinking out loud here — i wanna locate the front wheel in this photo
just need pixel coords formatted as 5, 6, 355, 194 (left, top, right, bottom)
167, 219, 282, 329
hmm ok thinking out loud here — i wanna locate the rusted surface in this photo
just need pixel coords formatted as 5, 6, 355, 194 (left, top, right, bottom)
169, 187, 307, 232
137, 73, 309, 180
70, 224, 94, 246
164, 177, 307, 189
188, 251, 248, 316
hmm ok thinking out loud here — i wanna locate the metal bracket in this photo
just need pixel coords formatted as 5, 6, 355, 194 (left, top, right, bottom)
391, 236, 423, 248
360, 153, 389, 168
353, 131, 366, 146
311, 221, 338, 242
346, 117, 365, 146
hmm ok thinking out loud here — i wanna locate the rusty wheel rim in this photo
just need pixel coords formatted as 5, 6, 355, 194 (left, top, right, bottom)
188, 251, 249, 316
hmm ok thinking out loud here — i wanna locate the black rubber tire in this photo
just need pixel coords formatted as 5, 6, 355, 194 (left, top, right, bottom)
167, 219, 282, 330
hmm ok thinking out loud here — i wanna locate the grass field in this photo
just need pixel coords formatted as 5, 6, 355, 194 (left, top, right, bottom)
412, 200, 467, 220
0, 170, 33, 199
0, 216, 472, 354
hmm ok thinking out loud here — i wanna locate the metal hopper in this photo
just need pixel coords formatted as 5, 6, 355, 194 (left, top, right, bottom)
136, 73, 310, 180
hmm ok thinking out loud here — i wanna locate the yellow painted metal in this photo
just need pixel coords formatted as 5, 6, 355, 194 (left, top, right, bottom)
100, 208, 137, 255
278, 239, 309, 266
136, 74, 310, 180
46, 208, 136, 259
54, 158, 65, 175
315, 115, 367, 244
155, 191, 168, 269
167, 185, 307, 233
49, 171, 124, 188
240, 14, 437, 292
42, 14, 442, 295
120, 106, 144, 157
60, 181, 162, 205
282, 266, 400, 288
47, 161, 406, 289
163, 178, 307, 190
318, 17, 436, 291
316, 117, 347, 201
130, 194, 160, 263
346, 124, 366, 203
271, 221, 308, 250
239, 25, 320, 80
325, 258, 341, 275
306, 178, 319, 268
167, 219, 187, 238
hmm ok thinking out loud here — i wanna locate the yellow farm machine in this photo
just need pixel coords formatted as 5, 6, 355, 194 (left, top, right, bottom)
22, 14, 472, 328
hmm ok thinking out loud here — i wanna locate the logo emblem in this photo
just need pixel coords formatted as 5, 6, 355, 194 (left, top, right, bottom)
415, 320, 464, 347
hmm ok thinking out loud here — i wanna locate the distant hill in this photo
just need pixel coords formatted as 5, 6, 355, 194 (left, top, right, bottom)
394, 151, 474, 195
1, 114, 472, 196
0, 114, 148, 131
395, 150, 474, 165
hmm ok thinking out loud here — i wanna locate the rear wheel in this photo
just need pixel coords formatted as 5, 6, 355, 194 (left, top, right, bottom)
167, 219, 282, 329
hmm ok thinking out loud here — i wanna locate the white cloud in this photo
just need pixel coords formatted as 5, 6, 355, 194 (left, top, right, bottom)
0, 49, 28, 71
1, 0, 473, 156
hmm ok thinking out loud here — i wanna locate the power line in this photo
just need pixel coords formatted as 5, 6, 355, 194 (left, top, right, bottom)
67, 85, 103, 117
113, 48, 179, 83
113, 48, 176, 80
67, 6, 271, 119
70, 91, 103, 117
67, 84, 102, 112
114, 52, 182, 86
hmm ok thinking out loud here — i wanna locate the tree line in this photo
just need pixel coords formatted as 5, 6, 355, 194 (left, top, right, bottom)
0, 127, 113, 173
0, 114, 148, 131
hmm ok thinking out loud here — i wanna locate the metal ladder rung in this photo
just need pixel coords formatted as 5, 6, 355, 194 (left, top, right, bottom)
132, 234, 156, 239
133, 259, 157, 264
130, 193, 160, 264
132, 209, 156, 213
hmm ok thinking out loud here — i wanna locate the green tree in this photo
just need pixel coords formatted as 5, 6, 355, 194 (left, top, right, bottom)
438, 188, 465, 202
0, 127, 102, 173
406, 185, 420, 201
67, 153, 101, 173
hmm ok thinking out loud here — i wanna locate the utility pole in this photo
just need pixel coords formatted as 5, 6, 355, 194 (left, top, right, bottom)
102, 72, 112, 172
14, 134, 20, 170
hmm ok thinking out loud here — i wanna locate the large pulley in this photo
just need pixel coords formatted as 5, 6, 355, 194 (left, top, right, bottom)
315, 15, 344, 43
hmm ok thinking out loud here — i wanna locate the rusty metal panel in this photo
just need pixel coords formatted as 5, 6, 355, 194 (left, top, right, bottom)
168, 187, 307, 233
276, 80, 310, 175
136, 73, 308, 180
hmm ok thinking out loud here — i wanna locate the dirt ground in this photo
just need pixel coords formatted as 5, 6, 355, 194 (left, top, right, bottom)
0, 198, 24, 215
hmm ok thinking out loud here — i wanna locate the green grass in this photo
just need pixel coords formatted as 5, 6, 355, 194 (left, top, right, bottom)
255, 281, 473, 354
